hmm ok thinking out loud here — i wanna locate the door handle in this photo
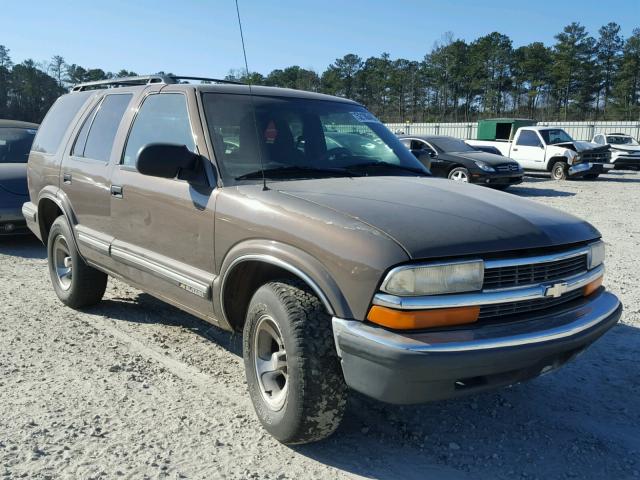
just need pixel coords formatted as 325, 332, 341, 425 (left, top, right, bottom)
512, 148, 518, 152
63, 173, 72, 184
110, 185, 123, 198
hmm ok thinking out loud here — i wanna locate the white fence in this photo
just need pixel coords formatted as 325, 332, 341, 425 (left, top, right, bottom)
385, 121, 640, 141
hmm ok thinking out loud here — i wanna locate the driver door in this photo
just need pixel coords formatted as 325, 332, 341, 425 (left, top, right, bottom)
510, 130, 545, 169
109, 90, 218, 320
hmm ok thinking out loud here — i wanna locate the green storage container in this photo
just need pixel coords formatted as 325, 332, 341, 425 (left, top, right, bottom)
477, 118, 537, 141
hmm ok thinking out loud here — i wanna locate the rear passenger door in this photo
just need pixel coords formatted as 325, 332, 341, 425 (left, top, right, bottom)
61, 93, 133, 267
109, 91, 217, 318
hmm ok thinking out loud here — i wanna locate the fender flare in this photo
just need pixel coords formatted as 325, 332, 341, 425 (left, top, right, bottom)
36, 187, 83, 258
216, 239, 353, 323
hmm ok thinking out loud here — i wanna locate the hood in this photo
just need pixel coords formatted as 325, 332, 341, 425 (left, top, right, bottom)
610, 144, 640, 154
555, 141, 609, 153
441, 150, 515, 166
273, 176, 599, 260
0, 163, 28, 196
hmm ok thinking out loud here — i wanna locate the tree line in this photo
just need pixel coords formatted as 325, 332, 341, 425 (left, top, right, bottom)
1, 21, 639, 124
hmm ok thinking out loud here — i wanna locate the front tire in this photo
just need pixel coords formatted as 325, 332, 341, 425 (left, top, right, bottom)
243, 280, 347, 444
448, 167, 470, 182
551, 161, 568, 180
47, 216, 107, 308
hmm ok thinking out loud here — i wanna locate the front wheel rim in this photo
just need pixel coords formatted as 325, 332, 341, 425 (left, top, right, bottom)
554, 166, 564, 179
450, 170, 468, 182
253, 315, 288, 411
53, 235, 73, 290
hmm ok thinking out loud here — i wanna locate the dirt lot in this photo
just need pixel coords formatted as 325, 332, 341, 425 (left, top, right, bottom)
1, 170, 639, 480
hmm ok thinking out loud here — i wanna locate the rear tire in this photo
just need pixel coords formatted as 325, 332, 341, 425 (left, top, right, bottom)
584, 173, 600, 180
551, 161, 568, 180
47, 216, 107, 308
243, 279, 347, 444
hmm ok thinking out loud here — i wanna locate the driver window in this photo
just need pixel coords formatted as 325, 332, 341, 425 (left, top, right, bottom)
411, 140, 434, 154
122, 93, 195, 167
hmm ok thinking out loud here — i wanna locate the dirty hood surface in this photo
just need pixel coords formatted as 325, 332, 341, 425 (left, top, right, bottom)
274, 176, 600, 260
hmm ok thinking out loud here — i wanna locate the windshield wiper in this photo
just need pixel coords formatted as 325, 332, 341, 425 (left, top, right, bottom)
235, 165, 359, 181
344, 161, 429, 176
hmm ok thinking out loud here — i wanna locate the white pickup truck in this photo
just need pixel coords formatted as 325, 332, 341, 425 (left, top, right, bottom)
468, 125, 611, 180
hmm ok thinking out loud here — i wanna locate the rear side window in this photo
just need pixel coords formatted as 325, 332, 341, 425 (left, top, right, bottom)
0, 128, 37, 163
32, 93, 91, 154
81, 94, 132, 162
516, 130, 541, 147
122, 93, 195, 167
71, 102, 99, 157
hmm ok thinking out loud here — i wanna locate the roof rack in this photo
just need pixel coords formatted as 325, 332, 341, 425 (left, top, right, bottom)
71, 75, 244, 92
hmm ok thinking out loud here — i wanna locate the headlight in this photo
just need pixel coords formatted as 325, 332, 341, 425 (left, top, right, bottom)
381, 260, 484, 296
474, 161, 495, 172
588, 241, 605, 269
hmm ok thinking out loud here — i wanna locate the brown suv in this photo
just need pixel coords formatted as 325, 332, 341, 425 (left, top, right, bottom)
23, 75, 622, 444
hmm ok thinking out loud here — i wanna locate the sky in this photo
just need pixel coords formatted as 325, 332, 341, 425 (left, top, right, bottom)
3, 0, 639, 78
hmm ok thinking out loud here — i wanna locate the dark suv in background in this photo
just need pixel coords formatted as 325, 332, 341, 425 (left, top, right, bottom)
23, 76, 621, 444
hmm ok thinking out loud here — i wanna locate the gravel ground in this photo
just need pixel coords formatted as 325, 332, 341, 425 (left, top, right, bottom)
1, 170, 639, 480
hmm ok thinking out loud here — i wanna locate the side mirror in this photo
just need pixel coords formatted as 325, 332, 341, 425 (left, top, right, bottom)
538, 143, 544, 149
136, 143, 198, 179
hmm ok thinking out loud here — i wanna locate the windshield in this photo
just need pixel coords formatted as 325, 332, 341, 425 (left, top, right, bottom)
0, 127, 37, 163
539, 129, 573, 145
428, 137, 476, 153
607, 135, 638, 146
202, 93, 427, 184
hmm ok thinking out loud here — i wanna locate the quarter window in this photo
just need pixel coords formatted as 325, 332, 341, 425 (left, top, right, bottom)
122, 94, 195, 167
516, 130, 541, 147
82, 94, 132, 162
32, 93, 91, 155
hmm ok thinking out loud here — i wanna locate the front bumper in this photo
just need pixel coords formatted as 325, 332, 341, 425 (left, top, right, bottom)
612, 155, 640, 170
470, 171, 524, 186
569, 162, 610, 176
333, 290, 621, 404
0, 198, 30, 236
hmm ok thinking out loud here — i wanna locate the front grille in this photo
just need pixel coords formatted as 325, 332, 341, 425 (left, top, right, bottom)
581, 150, 611, 163
479, 288, 583, 320
495, 163, 520, 172
483, 254, 588, 290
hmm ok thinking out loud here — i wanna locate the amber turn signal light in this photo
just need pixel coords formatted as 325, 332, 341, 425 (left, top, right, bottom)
367, 305, 480, 330
583, 275, 603, 297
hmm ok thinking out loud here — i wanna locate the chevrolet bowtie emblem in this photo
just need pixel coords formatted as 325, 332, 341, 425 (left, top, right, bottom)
545, 282, 569, 298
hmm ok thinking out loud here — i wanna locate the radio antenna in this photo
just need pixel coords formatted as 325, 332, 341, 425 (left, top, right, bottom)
235, 0, 268, 191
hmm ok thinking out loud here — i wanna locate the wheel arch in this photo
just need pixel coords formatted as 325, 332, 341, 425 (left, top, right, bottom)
547, 156, 568, 172
216, 240, 352, 332
36, 188, 81, 253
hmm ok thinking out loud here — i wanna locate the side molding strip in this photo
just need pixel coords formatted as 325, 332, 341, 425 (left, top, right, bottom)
77, 232, 111, 256
111, 246, 211, 299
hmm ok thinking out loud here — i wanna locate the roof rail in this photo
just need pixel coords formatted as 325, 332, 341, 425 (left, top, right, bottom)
169, 76, 245, 85
71, 75, 245, 92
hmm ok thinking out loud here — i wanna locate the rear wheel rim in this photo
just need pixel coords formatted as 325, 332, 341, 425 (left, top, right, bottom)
254, 315, 288, 411
53, 235, 73, 290
450, 169, 468, 182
